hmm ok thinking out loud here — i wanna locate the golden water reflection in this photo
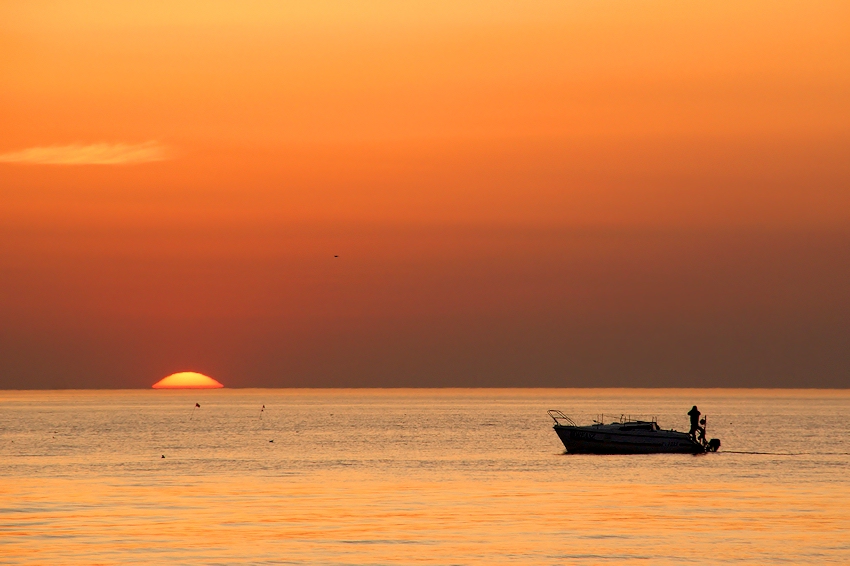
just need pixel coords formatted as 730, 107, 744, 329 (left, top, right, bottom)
1, 389, 848, 564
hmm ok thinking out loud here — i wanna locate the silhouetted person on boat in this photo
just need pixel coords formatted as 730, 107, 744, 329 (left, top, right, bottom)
688, 406, 705, 442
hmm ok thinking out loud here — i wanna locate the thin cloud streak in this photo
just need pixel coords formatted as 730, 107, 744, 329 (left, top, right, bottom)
0, 142, 170, 165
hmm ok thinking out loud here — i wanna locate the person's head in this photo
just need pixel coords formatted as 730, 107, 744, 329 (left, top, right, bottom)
692, 405, 698, 411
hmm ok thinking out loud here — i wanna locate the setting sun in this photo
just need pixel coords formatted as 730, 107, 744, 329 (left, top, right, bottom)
152, 372, 223, 389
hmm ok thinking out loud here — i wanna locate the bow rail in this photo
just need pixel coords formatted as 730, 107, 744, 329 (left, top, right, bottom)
547, 409, 577, 427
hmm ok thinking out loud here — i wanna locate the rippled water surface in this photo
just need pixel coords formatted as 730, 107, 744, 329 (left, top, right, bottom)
1, 388, 848, 564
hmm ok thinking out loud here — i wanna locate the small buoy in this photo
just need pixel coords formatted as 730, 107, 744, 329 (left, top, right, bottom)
161, 455, 165, 458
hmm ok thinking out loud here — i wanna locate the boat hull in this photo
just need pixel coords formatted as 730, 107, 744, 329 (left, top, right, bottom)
554, 425, 704, 454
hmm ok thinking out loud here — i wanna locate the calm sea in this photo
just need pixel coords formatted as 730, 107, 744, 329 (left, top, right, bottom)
1, 389, 848, 564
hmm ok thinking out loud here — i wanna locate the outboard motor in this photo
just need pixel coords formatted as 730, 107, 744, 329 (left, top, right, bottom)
707, 438, 721, 452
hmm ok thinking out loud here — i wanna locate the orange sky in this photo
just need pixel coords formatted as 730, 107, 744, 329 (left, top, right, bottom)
1, 1, 848, 388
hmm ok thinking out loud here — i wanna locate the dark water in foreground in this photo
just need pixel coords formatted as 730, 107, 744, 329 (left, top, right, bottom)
1, 388, 848, 564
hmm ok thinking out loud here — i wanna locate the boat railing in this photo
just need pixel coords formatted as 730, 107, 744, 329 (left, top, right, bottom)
592, 414, 658, 425
550, 410, 660, 428
547, 410, 577, 427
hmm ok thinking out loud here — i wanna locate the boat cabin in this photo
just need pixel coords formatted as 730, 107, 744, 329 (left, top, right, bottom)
617, 422, 660, 432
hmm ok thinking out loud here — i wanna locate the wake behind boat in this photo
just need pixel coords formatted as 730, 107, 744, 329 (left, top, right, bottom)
548, 410, 721, 454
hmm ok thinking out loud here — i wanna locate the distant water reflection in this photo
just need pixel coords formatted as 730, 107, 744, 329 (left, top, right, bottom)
1, 388, 848, 564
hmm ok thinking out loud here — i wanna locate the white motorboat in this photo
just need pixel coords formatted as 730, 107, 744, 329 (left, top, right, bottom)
548, 410, 720, 454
